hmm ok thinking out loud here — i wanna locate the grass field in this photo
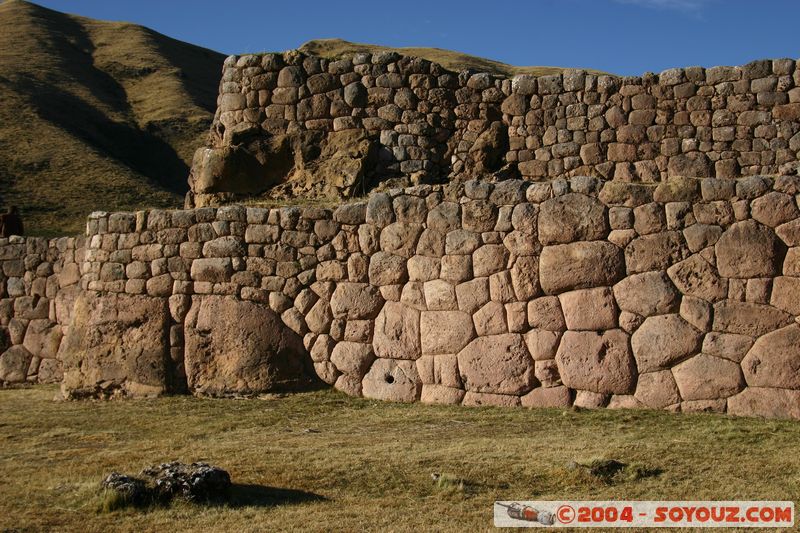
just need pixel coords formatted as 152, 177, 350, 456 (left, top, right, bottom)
1, 386, 798, 532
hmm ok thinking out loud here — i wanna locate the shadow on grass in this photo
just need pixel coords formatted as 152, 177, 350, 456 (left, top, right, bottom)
224, 484, 327, 508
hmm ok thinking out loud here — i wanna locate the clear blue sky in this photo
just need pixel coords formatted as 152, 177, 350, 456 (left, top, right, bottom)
34, 0, 800, 76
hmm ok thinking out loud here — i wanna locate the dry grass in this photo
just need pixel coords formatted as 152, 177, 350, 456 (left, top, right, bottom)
0, 385, 798, 532
0, 0, 224, 236
299, 38, 609, 78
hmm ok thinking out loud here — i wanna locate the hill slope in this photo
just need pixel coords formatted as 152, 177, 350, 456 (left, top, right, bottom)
0, 0, 224, 235
299, 38, 608, 77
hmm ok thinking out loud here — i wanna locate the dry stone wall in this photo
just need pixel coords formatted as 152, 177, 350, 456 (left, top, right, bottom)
5, 175, 800, 419
0, 236, 84, 384
194, 52, 800, 205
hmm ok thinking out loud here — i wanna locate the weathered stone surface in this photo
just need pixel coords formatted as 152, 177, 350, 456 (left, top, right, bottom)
0, 345, 33, 382
472, 245, 509, 277
462, 391, 520, 407
191, 258, 233, 283
613, 272, 680, 316
527, 296, 565, 330
625, 231, 688, 273
184, 296, 315, 396
712, 300, 792, 337
572, 390, 609, 409
473, 301, 507, 336
373, 302, 420, 360
521, 385, 572, 408
362, 358, 421, 402
741, 325, 800, 389
60, 292, 173, 398
716, 220, 782, 278
420, 311, 474, 355
769, 276, 800, 315
702, 332, 753, 363
368, 252, 407, 285
555, 329, 636, 394
672, 354, 744, 400
538, 193, 608, 244
558, 287, 617, 330
523, 330, 561, 360
420, 384, 465, 405
510, 256, 541, 300
330, 341, 375, 376
634, 370, 680, 408
455, 277, 490, 314
667, 255, 727, 302
457, 334, 536, 395
22, 319, 62, 359
423, 279, 456, 310
683, 224, 723, 253
751, 192, 799, 228
330, 283, 383, 320
727, 387, 800, 419
380, 223, 423, 257
539, 241, 625, 294
631, 314, 702, 372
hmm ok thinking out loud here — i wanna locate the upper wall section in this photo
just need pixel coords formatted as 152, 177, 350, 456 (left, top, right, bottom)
189, 51, 800, 206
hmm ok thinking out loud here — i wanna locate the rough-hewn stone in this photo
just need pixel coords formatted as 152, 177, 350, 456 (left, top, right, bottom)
741, 325, 800, 389
556, 329, 636, 394
184, 296, 315, 396
458, 334, 536, 395
631, 314, 702, 372
539, 242, 625, 294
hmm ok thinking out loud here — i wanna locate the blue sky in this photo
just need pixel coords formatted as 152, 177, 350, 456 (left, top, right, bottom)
34, 0, 800, 76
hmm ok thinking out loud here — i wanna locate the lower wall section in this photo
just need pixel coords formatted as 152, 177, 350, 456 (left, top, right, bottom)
3, 175, 800, 419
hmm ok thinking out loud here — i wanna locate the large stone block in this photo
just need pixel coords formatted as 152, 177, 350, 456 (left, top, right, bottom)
184, 296, 315, 396
330, 341, 374, 377
634, 370, 680, 408
60, 292, 173, 398
613, 271, 680, 316
0, 345, 33, 382
539, 241, 625, 294
22, 319, 62, 359
330, 283, 384, 320
625, 231, 688, 273
715, 220, 782, 278
672, 353, 744, 400
631, 314, 702, 372
538, 193, 608, 245
420, 311, 474, 355
373, 302, 420, 360
712, 300, 792, 337
457, 334, 536, 395
558, 287, 617, 330
741, 325, 800, 389
667, 254, 727, 302
555, 329, 636, 394
362, 358, 421, 402
727, 387, 800, 419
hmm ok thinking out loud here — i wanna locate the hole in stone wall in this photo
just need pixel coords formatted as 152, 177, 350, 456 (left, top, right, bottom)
384, 374, 395, 384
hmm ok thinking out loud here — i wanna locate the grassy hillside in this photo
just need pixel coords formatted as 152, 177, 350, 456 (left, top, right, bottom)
299, 38, 608, 77
0, 0, 224, 235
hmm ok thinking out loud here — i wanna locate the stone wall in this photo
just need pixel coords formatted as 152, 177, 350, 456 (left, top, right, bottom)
191, 52, 800, 205
0, 235, 84, 384
5, 175, 800, 419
